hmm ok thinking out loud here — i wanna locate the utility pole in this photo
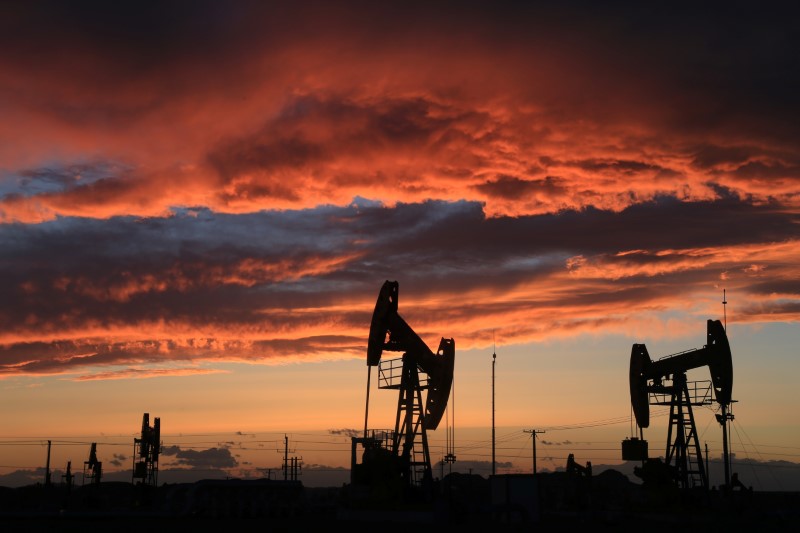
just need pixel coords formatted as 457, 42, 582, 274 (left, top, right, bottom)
45, 440, 52, 487
279, 435, 302, 482
283, 434, 289, 481
492, 334, 496, 476
524, 429, 546, 475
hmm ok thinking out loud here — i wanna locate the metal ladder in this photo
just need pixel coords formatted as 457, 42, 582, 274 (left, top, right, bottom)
681, 405, 705, 488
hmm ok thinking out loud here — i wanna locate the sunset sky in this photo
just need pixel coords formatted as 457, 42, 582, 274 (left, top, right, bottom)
1, 1, 798, 489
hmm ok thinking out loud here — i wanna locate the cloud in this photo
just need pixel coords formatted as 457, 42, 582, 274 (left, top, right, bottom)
160, 445, 238, 470
0, 196, 798, 377
1, 3, 798, 222
0, 467, 46, 488
328, 429, 361, 438
0, 2, 797, 378
72, 367, 227, 382
541, 440, 572, 446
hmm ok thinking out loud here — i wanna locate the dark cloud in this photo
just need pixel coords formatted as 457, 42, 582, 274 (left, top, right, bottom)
569, 159, 667, 175
0, 336, 364, 376
362, 196, 798, 265
731, 161, 800, 181
0, 1, 284, 102
328, 429, 361, 438
738, 301, 800, 322
14, 163, 131, 203
1, 2, 796, 138
746, 279, 800, 296
692, 145, 757, 170
0, 195, 797, 373
0, 467, 45, 488
161, 445, 238, 469
474, 175, 568, 200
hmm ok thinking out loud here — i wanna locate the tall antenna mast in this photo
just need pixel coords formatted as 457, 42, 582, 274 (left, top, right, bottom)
492, 330, 496, 476
722, 288, 727, 331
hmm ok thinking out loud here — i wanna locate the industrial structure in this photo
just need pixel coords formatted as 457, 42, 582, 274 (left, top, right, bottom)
83, 442, 102, 486
350, 280, 455, 504
566, 453, 592, 479
132, 413, 161, 487
623, 319, 734, 490
6, 300, 782, 525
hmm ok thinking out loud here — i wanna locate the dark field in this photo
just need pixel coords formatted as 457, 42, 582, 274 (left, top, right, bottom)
1, 472, 798, 532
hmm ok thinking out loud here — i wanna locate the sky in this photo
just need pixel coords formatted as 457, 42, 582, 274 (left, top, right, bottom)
1, 1, 799, 490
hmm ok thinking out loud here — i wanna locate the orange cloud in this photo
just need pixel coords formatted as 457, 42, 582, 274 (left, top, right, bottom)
50, 253, 363, 302
2, 4, 798, 223
566, 241, 800, 280
1, 3, 797, 380
71, 367, 228, 381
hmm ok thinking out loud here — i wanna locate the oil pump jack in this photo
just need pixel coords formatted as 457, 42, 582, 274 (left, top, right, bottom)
622, 319, 733, 491
83, 442, 102, 486
350, 280, 455, 503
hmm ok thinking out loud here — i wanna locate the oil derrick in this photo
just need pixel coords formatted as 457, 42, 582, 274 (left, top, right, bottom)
132, 413, 161, 487
351, 280, 455, 503
83, 442, 102, 486
622, 319, 733, 491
